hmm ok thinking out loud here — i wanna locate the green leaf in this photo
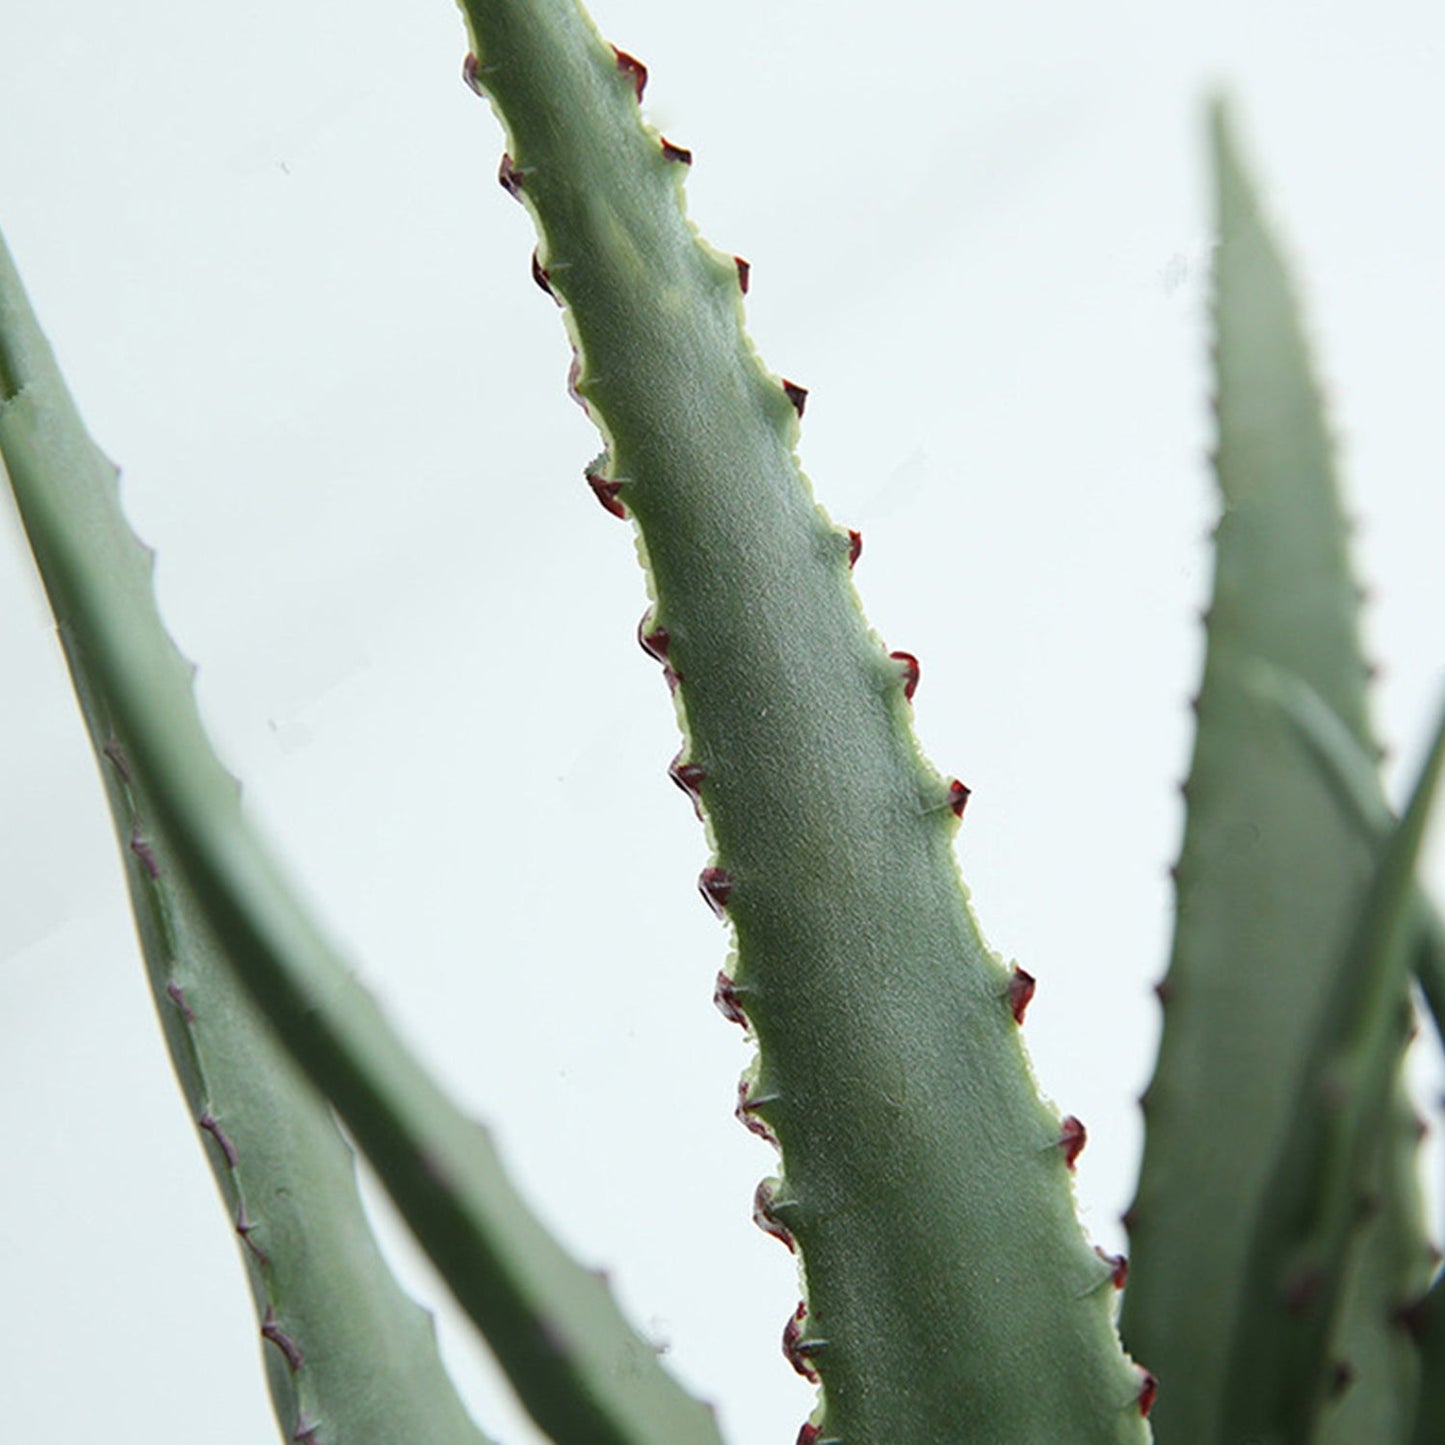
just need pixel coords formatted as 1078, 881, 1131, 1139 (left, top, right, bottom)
455, 1, 1152, 1438
0, 220, 721, 1445
1221, 693, 1445, 1440
1119, 98, 1423, 1441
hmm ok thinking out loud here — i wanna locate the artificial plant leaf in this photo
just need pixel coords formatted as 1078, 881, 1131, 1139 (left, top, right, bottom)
67, 656, 496, 1445
454, 1, 1153, 1439
0, 223, 722, 1445
1221, 692, 1445, 1440
1120, 99, 1431, 1441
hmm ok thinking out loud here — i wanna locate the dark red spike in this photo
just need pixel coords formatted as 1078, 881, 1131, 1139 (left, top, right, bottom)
1058, 1115, 1086, 1169
661, 138, 693, 165
1328, 1361, 1357, 1397
1137, 1371, 1159, 1418
782, 1303, 820, 1383
890, 651, 920, 701
612, 46, 648, 101
498, 153, 524, 199
585, 466, 626, 519
1394, 1295, 1431, 1338
1094, 1246, 1128, 1289
946, 778, 971, 819
1153, 978, 1173, 1006
531, 249, 559, 303
1285, 1267, 1324, 1317
753, 1179, 797, 1252
462, 53, 485, 97
782, 379, 808, 416
669, 752, 706, 818
699, 867, 733, 918
736, 1079, 779, 1146
235, 1203, 269, 1265
735, 256, 751, 294
102, 736, 131, 782
294, 1420, 320, 1445
797, 1428, 822, 1445
1007, 966, 1036, 1025
166, 981, 196, 1022
846, 529, 862, 568
129, 829, 160, 880
714, 971, 748, 1028
198, 1112, 239, 1169
261, 1307, 305, 1372
567, 352, 589, 415
638, 616, 670, 663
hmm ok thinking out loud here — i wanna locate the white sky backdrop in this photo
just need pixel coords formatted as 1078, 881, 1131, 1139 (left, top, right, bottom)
2, 1, 1444, 1440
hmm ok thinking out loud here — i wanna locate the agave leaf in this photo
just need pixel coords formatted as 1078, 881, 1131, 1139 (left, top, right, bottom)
0, 222, 721, 1445
1119, 100, 1429, 1441
1220, 693, 1445, 1440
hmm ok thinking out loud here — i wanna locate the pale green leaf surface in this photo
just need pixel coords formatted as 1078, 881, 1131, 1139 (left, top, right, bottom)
0, 223, 721, 1445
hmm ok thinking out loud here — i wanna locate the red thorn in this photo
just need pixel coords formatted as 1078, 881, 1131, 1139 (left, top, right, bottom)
1059, 1115, 1086, 1169
735, 256, 751, 293
1285, 1267, 1323, 1317
736, 1079, 779, 1146
498, 152, 523, 198
782, 1302, 821, 1382
890, 651, 920, 702
946, 778, 971, 818
753, 1179, 796, 1252
1394, 1295, 1431, 1338
751, 1184, 797, 1254
462, 53, 485, 97
235, 1204, 270, 1265
782, 379, 808, 416
294, 1420, 320, 1445
129, 829, 160, 880
661, 137, 693, 164
567, 352, 590, 415
714, 971, 748, 1028
531, 249, 559, 303
198, 1112, 239, 1170
668, 752, 706, 818
699, 867, 733, 918
585, 466, 626, 518
637, 616, 670, 663
612, 46, 648, 101
1153, 979, 1173, 1006
102, 737, 131, 782
1094, 1246, 1128, 1289
1008, 966, 1036, 1025
846, 529, 862, 568
1137, 1370, 1159, 1418
166, 981, 196, 1023
261, 1307, 305, 1373
797, 1429, 822, 1445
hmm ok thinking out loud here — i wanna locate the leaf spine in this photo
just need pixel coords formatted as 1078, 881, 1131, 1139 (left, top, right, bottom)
584, 464, 626, 518
1058, 1115, 1086, 1169
698, 867, 733, 918
1007, 966, 1036, 1025
611, 46, 648, 101
889, 651, 920, 702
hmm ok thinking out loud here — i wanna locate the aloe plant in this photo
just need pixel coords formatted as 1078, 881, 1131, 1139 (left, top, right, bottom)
3, 1, 1444, 1442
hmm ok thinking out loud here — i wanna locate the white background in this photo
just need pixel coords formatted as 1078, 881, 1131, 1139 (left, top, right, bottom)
2, 1, 1444, 1440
